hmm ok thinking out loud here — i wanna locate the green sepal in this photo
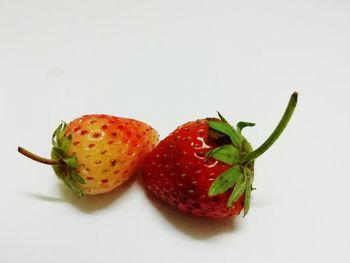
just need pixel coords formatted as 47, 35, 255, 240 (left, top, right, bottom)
206, 112, 257, 215
237, 121, 255, 133
241, 139, 253, 154
71, 171, 86, 185
217, 111, 229, 123
208, 166, 243, 196
63, 156, 78, 169
63, 171, 85, 197
243, 178, 252, 216
52, 165, 82, 197
206, 92, 298, 215
52, 123, 63, 146
52, 122, 68, 147
51, 122, 86, 197
208, 120, 242, 147
227, 174, 246, 207
61, 134, 72, 153
51, 147, 65, 159
205, 144, 240, 165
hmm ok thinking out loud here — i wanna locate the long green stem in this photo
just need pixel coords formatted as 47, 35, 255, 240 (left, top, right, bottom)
241, 92, 298, 164
18, 147, 61, 165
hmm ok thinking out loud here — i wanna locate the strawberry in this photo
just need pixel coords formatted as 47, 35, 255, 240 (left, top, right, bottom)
142, 93, 298, 218
19, 114, 159, 196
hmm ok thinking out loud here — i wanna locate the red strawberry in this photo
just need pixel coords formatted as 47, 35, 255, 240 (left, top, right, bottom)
142, 93, 298, 218
19, 114, 159, 196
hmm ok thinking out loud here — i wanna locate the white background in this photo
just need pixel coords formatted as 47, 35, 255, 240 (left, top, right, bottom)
1, 0, 349, 262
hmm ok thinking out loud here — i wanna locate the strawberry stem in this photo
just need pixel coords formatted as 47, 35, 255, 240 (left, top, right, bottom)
18, 147, 62, 165
241, 92, 298, 164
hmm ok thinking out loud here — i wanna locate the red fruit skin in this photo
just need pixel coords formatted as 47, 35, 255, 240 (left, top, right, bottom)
142, 119, 244, 218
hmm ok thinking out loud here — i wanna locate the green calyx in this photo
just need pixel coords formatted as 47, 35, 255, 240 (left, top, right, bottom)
207, 92, 298, 216
18, 122, 86, 197
51, 122, 86, 197
207, 116, 255, 216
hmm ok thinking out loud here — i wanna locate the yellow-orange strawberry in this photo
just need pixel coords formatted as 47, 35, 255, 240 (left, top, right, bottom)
18, 114, 159, 196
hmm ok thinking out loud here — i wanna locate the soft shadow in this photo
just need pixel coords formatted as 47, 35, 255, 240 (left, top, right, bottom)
138, 178, 240, 240
59, 175, 137, 213
24, 193, 66, 203
24, 176, 136, 213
